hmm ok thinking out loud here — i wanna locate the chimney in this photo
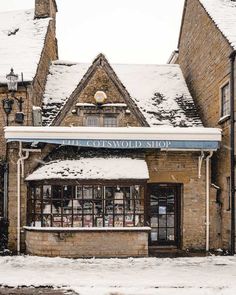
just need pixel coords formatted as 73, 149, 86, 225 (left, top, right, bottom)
34, 0, 58, 19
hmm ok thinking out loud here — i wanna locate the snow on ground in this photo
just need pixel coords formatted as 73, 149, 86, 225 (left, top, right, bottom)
0, 256, 236, 295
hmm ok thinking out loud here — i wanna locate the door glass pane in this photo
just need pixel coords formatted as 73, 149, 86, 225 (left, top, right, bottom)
167, 214, 174, 227
151, 217, 158, 227
151, 229, 158, 241
167, 228, 175, 241
159, 215, 166, 227
149, 185, 178, 245
159, 228, 167, 241
167, 193, 175, 213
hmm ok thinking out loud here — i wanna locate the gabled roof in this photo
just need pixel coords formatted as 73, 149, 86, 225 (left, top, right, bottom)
199, 0, 236, 50
42, 54, 203, 128
0, 9, 50, 83
42, 61, 90, 126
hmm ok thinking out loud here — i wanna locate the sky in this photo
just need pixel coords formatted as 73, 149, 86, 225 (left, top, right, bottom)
0, 0, 185, 64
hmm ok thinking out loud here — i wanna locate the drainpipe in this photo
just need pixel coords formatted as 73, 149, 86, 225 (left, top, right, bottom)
16, 143, 41, 254
3, 162, 8, 219
17, 142, 29, 255
229, 50, 236, 255
206, 151, 213, 252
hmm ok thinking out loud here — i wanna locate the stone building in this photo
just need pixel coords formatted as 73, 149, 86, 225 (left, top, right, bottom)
0, 0, 57, 249
1, 0, 222, 257
176, 0, 236, 252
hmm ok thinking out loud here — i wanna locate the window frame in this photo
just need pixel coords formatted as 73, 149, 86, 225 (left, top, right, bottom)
86, 115, 100, 127
27, 181, 147, 228
220, 81, 230, 118
103, 116, 118, 127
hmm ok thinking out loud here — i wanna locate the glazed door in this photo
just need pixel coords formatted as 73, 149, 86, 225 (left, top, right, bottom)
148, 184, 180, 246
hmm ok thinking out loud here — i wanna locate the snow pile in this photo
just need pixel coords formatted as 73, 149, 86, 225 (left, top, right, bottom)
26, 157, 149, 181
113, 64, 202, 127
0, 9, 50, 83
42, 61, 90, 126
42, 59, 202, 127
200, 0, 236, 49
0, 256, 236, 295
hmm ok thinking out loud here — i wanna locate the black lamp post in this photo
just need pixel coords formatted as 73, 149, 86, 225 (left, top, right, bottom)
2, 68, 25, 125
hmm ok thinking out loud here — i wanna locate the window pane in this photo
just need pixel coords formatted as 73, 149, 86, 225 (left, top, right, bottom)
104, 116, 117, 127
125, 215, 134, 227
221, 83, 230, 116
43, 185, 51, 199
84, 215, 93, 227
83, 186, 93, 199
28, 184, 145, 228
114, 215, 124, 227
86, 115, 100, 126
35, 187, 41, 199
135, 215, 144, 226
73, 215, 82, 227
105, 215, 113, 227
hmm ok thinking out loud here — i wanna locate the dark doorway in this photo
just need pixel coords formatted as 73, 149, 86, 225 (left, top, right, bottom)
148, 184, 181, 247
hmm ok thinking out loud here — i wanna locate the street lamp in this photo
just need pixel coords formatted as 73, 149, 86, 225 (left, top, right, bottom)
6, 68, 18, 91
2, 98, 14, 126
2, 68, 25, 125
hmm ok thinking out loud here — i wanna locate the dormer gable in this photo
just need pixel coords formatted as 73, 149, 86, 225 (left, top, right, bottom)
43, 54, 148, 127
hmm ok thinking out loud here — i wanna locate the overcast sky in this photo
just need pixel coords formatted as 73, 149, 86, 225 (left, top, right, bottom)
0, 0, 185, 64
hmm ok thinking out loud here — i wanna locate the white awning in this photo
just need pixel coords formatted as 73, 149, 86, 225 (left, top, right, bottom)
26, 158, 149, 181
4, 126, 222, 151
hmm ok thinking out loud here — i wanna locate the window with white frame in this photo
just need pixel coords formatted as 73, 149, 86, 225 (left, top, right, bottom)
221, 82, 230, 117
86, 115, 100, 126
104, 116, 117, 127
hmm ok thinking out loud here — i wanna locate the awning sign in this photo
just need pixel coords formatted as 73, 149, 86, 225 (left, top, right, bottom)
9, 138, 220, 150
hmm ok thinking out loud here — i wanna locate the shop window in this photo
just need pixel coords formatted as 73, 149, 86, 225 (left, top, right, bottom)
104, 116, 117, 127
221, 82, 230, 117
28, 184, 145, 228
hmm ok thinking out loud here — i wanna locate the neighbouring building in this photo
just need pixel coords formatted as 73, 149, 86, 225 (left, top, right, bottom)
0, 0, 58, 251
1, 0, 222, 257
176, 0, 236, 252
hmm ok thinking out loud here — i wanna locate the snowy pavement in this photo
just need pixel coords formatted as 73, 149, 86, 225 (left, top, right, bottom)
0, 255, 236, 295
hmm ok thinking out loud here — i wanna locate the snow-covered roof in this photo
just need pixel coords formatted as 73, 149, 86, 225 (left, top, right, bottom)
42, 59, 202, 127
26, 158, 149, 181
199, 0, 236, 49
42, 61, 90, 126
113, 64, 202, 127
0, 9, 50, 83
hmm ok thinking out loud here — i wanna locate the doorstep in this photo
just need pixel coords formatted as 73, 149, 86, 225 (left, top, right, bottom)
148, 246, 207, 258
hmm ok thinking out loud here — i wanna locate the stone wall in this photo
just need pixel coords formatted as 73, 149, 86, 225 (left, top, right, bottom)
177, 0, 234, 249
147, 151, 219, 250
59, 67, 142, 127
25, 228, 149, 258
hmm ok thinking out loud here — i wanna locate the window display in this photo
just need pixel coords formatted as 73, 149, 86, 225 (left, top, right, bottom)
28, 183, 145, 228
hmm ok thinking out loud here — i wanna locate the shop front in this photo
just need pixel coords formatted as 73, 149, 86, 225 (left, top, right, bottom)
5, 126, 221, 257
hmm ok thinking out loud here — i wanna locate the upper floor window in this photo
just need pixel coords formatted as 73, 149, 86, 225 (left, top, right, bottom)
221, 82, 230, 117
104, 116, 117, 127
85, 115, 118, 127
86, 115, 100, 126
